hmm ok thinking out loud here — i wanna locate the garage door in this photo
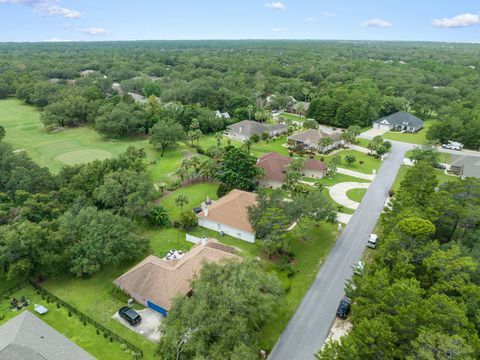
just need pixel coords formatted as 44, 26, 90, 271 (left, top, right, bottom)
377, 123, 391, 131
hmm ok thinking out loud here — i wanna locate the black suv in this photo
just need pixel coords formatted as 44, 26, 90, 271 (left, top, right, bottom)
119, 306, 142, 326
336, 296, 351, 319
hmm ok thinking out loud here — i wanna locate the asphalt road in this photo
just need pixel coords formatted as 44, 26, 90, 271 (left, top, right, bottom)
269, 141, 413, 360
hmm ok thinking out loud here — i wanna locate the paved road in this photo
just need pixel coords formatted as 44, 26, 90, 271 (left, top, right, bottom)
438, 147, 480, 158
269, 141, 413, 360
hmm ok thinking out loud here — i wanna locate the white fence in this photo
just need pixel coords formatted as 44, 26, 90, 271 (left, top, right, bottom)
186, 234, 205, 244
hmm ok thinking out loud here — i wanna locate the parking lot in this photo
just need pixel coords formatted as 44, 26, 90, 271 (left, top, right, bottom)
112, 308, 163, 342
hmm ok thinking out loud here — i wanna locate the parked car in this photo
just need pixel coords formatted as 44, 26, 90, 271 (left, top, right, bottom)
442, 141, 463, 151
433, 163, 446, 170
336, 296, 351, 319
367, 233, 378, 249
352, 261, 365, 275
119, 306, 142, 326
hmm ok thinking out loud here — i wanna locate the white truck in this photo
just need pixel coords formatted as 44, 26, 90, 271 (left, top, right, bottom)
442, 141, 463, 151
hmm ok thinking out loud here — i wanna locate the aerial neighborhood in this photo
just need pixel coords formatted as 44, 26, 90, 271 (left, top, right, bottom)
1, 2, 480, 360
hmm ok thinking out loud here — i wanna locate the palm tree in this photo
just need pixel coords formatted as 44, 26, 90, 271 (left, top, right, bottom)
318, 137, 333, 153
149, 205, 171, 228
175, 194, 189, 209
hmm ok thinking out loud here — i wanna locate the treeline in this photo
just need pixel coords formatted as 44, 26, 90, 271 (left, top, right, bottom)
0, 41, 479, 140
318, 162, 480, 359
0, 143, 156, 279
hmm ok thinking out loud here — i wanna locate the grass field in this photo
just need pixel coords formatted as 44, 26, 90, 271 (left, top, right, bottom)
346, 188, 367, 202
0, 286, 134, 360
383, 120, 436, 145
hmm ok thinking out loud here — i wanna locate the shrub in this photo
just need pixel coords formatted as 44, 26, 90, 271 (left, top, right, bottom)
196, 147, 206, 155
217, 182, 230, 197
250, 134, 260, 143
179, 210, 198, 230
261, 131, 270, 141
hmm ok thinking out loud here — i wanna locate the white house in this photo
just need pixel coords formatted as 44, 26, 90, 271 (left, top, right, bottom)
197, 189, 258, 242
373, 111, 423, 133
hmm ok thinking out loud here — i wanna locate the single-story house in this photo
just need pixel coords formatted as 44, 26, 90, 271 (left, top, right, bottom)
256, 152, 327, 188
215, 110, 231, 119
114, 240, 239, 316
450, 155, 480, 179
288, 129, 344, 152
79, 69, 96, 77
287, 101, 310, 115
197, 189, 258, 242
0, 311, 95, 360
127, 92, 147, 104
226, 120, 288, 141
373, 111, 424, 133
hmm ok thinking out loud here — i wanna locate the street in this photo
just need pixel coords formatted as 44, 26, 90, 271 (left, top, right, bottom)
268, 141, 413, 360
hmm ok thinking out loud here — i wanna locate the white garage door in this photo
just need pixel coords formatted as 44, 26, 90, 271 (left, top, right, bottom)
376, 123, 391, 131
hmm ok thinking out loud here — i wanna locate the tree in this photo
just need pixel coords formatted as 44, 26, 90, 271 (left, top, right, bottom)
318, 137, 333, 153
217, 147, 262, 191
187, 119, 202, 146
157, 260, 282, 360
327, 155, 341, 176
178, 209, 197, 230
303, 118, 319, 129
175, 194, 189, 209
408, 330, 475, 360
40, 95, 90, 128
150, 120, 185, 156
95, 101, 146, 137
344, 154, 357, 166
149, 205, 171, 228
410, 143, 441, 166
284, 157, 306, 191
0, 125, 5, 142
93, 169, 156, 218
342, 125, 362, 144
59, 207, 148, 277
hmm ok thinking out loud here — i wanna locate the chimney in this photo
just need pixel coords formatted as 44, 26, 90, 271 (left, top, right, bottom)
239, 126, 243, 133
204, 205, 209, 217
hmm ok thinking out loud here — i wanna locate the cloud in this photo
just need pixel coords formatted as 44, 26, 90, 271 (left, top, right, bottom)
0, 0, 82, 18
271, 27, 281, 32
321, 11, 336, 17
304, 17, 315, 22
81, 27, 108, 36
432, 13, 480, 28
361, 18, 393, 28
265, 1, 286, 10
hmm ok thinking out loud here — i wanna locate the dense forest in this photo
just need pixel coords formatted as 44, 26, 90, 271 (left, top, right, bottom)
318, 161, 480, 359
0, 40, 479, 148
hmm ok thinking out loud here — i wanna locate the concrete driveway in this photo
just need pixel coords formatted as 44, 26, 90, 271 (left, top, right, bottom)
360, 127, 389, 139
112, 308, 162, 342
329, 182, 370, 210
268, 141, 413, 360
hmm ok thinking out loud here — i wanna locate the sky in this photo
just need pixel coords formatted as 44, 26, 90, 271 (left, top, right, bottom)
0, 0, 479, 43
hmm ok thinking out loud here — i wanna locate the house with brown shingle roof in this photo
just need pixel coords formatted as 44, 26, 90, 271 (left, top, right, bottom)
197, 189, 258, 242
256, 152, 327, 188
288, 129, 344, 152
113, 240, 239, 316
227, 120, 288, 141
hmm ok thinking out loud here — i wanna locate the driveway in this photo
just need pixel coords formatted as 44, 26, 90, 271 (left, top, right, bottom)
268, 141, 413, 360
336, 167, 375, 180
329, 182, 370, 210
360, 127, 389, 139
113, 308, 162, 342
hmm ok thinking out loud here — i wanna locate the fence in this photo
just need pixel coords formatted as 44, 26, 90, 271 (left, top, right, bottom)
29, 280, 143, 359
0, 280, 28, 298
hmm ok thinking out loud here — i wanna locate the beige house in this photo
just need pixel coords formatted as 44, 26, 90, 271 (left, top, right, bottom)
197, 189, 258, 242
288, 129, 344, 152
256, 152, 327, 188
113, 240, 239, 316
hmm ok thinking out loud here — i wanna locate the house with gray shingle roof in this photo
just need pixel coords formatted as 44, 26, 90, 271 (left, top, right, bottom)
373, 111, 423, 133
450, 155, 480, 179
227, 120, 288, 141
0, 311, 95, 360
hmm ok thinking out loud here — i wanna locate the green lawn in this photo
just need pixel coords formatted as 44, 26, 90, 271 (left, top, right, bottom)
259, 221, 339, 350
251, 136, 290, 157
279, 113, 306, 122
383, 120, 436, 145
0, 286, 134, 360
303, 172, 371, 187
346, 188, 367, 202
405, 149, 452, 164
322, 150, 382, 175
158, 182, 219, 220
392, 165, 459, 192
356, 138, 371, 148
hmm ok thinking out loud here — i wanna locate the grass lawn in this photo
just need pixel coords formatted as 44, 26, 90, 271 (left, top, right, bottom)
259, 221, 339, 350
0, 286, 133, 360
251, 136, 290, 157
158, 182, 219, 220
392, 165, 460, 192
303, 173, 371, 187
383, 120, 436, 145
322, 150, 382, 175
405, 149, 452, 164
356, 138, 371, 148
279, 113, 306, 122
346, 188, 367, 202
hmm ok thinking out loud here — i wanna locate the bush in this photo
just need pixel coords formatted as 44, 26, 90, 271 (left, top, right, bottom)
261, 131, 270, 141
166, 180, 181, 191
196, 147, 206, 155
217, 182, 230, 197
148, 205, 171, 228
250, 134, 260, 143
179, 210, 198, 230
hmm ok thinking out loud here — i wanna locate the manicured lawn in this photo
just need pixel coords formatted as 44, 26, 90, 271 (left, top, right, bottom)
303, 173, 371, 187
158, 182, 219, 220
322, 150, 382, 175
392, 165, 459, 192
259, 221, 339, 350
346, 188, 367, 202
0, 286, 133, 360
383, 120, 436, 145
356, 138, 371, 148
279, 113, 305, 122
251, 136, 290, 157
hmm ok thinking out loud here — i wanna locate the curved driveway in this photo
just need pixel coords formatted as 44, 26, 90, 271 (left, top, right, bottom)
269, 141, 413, 360
329, 182, 370, 210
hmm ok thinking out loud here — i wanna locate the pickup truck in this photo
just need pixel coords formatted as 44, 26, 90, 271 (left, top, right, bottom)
442, 141, 463, 151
